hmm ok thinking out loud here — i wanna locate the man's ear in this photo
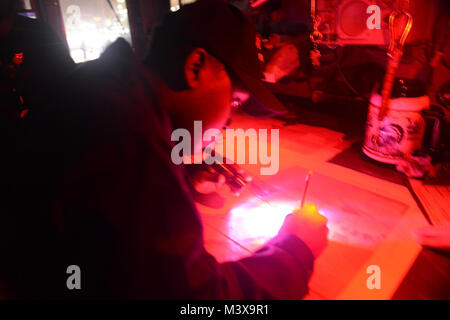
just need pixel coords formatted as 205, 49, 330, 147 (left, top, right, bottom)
184, 48, 207, 88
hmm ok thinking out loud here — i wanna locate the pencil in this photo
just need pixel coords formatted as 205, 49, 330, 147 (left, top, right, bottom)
300, 171, 313, 208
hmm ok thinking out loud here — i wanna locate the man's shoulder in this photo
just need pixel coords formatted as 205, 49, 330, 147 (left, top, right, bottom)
63, 40, 158, 119
69, 39, 148, 100
25, 39, 168, 156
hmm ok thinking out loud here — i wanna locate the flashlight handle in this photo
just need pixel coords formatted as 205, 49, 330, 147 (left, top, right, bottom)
211, 162, 247, 190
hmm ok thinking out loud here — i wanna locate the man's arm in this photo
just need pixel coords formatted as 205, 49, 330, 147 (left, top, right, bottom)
55, 133, 316, 299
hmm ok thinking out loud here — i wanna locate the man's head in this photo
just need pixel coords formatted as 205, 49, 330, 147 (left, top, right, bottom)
145, 0, 286, 150
147, 39, 234, 141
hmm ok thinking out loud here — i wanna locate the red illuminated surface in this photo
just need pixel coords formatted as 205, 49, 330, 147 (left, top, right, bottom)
200, 165, 424, 299
200, 114, 429, 299
223, 167, 410, 250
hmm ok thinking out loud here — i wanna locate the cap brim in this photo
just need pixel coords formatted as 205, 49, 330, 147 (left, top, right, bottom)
233, 68, 288, 117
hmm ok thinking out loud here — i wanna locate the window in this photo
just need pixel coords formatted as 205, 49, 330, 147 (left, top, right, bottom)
60, 0, 132, 63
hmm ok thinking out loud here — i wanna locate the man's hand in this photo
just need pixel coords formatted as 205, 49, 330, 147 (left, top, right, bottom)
190, 166, 227, 194
278, 204, 329, 258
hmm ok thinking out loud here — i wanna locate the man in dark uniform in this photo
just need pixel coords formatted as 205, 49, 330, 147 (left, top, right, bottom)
1, 1, 328, 299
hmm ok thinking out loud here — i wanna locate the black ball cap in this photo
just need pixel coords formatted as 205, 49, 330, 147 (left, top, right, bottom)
154, 0, 287, 116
